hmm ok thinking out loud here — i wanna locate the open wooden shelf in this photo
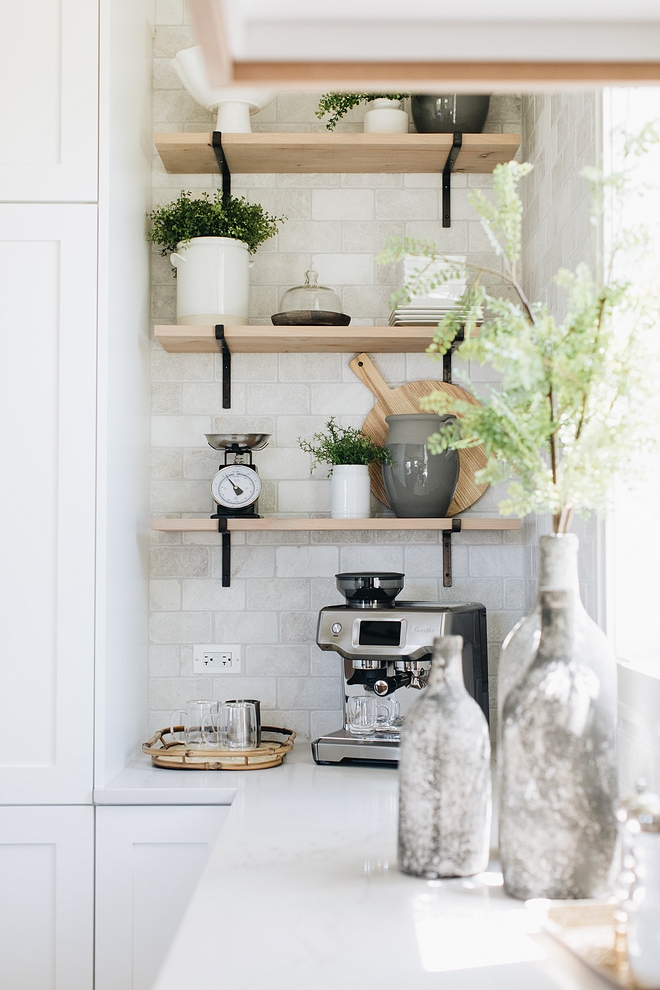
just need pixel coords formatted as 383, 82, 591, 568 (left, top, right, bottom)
154, 324, 436, 354
154, 131, 521, 176
151, 517, 521, 533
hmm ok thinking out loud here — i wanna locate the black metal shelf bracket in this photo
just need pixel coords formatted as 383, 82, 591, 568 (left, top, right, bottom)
442, 517, 462, 588
442, 132, 463, 228
442, 326, 465, 384
217, 517, 231, 587
212, 131, 231, 202
215, 324, 231, 408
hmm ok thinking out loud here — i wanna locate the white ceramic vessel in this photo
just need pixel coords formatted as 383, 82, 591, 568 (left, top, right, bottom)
170, 237, 250, 326
331, 465, 371, 518
172, 46, 276, 132
363, 98, 409, 134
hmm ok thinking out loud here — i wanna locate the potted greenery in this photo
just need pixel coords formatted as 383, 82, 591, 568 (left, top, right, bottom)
316, 93, 410, 133
147, 190, 285, 326
298, 418, 393, 518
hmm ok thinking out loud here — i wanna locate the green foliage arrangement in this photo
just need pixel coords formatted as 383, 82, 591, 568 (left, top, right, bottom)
316, 93, 410, 130
298, 418, 393, 472
147, 190, 285, 257
378, 143, 660, 534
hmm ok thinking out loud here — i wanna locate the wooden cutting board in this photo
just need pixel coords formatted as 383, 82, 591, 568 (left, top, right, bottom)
350, 353, 488, 516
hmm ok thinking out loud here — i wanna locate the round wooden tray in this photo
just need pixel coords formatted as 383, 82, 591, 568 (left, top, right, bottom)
142, 725, 296, 770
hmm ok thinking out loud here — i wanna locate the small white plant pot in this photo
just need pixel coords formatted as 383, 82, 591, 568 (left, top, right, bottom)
363, 98, 409, 134
170, 236, 250, 326
331, 465, 371, 519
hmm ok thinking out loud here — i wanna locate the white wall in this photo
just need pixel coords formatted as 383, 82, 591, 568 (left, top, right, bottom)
520, 92, 602, 619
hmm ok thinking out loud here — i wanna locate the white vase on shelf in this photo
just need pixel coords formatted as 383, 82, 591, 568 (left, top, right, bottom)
363, 99, 409, 134
331, 465, 371, 518
170, 236, 250, 326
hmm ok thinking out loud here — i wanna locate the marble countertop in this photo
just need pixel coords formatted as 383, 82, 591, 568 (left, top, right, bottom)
152, 746, 612, 990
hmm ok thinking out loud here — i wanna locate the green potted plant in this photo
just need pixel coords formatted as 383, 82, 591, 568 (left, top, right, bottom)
147, 190, 285, 326
298, 418, 393, 518
316, 93, 410, 133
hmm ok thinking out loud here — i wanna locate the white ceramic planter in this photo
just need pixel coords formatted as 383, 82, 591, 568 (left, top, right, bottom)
363, 99, 409, 134
331, 465, 371, 519
170, 236, 250, 326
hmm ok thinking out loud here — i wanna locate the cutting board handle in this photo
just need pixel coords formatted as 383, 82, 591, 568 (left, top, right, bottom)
349, 353, 394, 405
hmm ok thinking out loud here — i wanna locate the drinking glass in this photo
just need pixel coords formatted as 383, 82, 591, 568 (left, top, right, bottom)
346, 696, 378, 735
215, 701, 258, 751
375, 698, 401, 731
170, 700, 218, 748
224, 698, 261, 746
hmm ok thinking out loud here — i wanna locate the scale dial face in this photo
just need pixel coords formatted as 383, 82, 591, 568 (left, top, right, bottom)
211, 465, 261, 509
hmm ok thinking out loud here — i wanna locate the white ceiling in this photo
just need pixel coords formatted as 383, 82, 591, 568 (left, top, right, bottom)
220, 1, 660, 63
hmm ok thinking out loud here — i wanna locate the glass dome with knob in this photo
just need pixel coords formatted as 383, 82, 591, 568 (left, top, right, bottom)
271, 270, 350, 326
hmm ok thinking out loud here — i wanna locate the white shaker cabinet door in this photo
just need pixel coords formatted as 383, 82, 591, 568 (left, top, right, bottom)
95, 805, 230, 990
0, 205, 97, 804
0, 0, 98, 201
0, 805, 94, 990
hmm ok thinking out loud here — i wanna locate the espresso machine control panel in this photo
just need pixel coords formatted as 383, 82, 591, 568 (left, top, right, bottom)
312, 573, 489, 767
317, 605, 450, 663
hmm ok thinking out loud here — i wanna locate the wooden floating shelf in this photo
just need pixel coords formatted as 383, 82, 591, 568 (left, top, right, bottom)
154, 131, 521, 176
154, 324, 436, 354
152, 517, 521, 533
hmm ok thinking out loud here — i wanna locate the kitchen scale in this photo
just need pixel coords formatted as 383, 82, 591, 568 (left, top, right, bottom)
205, 433, 270, 585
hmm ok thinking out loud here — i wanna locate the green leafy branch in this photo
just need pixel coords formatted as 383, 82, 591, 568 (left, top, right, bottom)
377, 147, 660, 534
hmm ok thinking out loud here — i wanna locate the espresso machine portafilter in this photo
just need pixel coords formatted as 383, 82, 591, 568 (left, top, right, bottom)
312, 572, 489, 766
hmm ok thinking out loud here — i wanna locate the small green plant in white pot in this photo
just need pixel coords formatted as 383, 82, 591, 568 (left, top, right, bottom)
298, 418, 393, 518
147, 190, 285, 326
316, 93, 410, 133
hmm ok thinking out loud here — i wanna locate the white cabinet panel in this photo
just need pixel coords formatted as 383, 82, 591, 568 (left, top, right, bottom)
0, 806, 94, 990
0, 205, 96, 803
0, 0, 98, 201
95, 805, 229, 990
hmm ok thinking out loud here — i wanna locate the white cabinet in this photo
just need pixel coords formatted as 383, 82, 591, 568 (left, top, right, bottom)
0, 805, 94, 990
95, 805, 230, 990
0, 0, 98, 201
0, 205, 97, 804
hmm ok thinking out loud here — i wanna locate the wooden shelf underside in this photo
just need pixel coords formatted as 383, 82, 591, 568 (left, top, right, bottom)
154, 324, 436, 354
154, 131, 521, 175
152, 517, 521, 533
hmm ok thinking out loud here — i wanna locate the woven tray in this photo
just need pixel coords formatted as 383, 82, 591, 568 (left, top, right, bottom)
143, 725, 296, 770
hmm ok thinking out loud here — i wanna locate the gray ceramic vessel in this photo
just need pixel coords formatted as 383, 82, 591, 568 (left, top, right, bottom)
411, 94, 490, 133
382, 414, 459, 518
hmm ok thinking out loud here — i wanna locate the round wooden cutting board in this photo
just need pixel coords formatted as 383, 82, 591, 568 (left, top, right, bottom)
350, 353, 488, 516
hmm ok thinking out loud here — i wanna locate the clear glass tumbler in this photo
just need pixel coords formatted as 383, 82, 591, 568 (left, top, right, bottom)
216, 701, 258, 751
346, 696, 378, 735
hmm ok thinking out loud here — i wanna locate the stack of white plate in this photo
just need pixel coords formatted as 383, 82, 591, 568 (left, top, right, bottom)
390, 254, 467, 326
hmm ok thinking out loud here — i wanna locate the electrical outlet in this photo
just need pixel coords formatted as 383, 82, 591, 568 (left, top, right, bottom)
193, 644, 242, 674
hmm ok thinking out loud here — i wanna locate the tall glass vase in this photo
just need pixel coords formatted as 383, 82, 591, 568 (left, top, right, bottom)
497, 534, 613, 725
398, 635, 491, 878
499, 588, 618, 899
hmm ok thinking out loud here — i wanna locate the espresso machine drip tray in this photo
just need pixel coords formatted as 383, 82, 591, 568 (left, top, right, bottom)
312, 572, 489, 766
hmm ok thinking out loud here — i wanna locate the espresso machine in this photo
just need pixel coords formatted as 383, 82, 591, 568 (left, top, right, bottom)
311, 572, 488, 766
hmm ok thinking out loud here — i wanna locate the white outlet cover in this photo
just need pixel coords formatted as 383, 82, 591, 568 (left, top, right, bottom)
193, 644, 242, 674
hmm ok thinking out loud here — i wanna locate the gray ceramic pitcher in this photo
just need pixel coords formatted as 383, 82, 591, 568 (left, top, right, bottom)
382, 414, 459, 518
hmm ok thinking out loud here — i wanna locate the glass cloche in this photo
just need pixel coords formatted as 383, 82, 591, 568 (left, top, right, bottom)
271, 270, 350, 326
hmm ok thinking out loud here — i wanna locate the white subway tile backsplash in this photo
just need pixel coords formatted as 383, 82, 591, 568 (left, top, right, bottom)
148, 63, 530, 732
276, 545, 339, 578
312, 189, 374, 221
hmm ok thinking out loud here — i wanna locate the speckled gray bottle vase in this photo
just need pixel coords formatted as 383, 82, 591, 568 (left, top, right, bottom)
497, 534, 615, 728
499, 588, 618, 900
398, 635, 491, 878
